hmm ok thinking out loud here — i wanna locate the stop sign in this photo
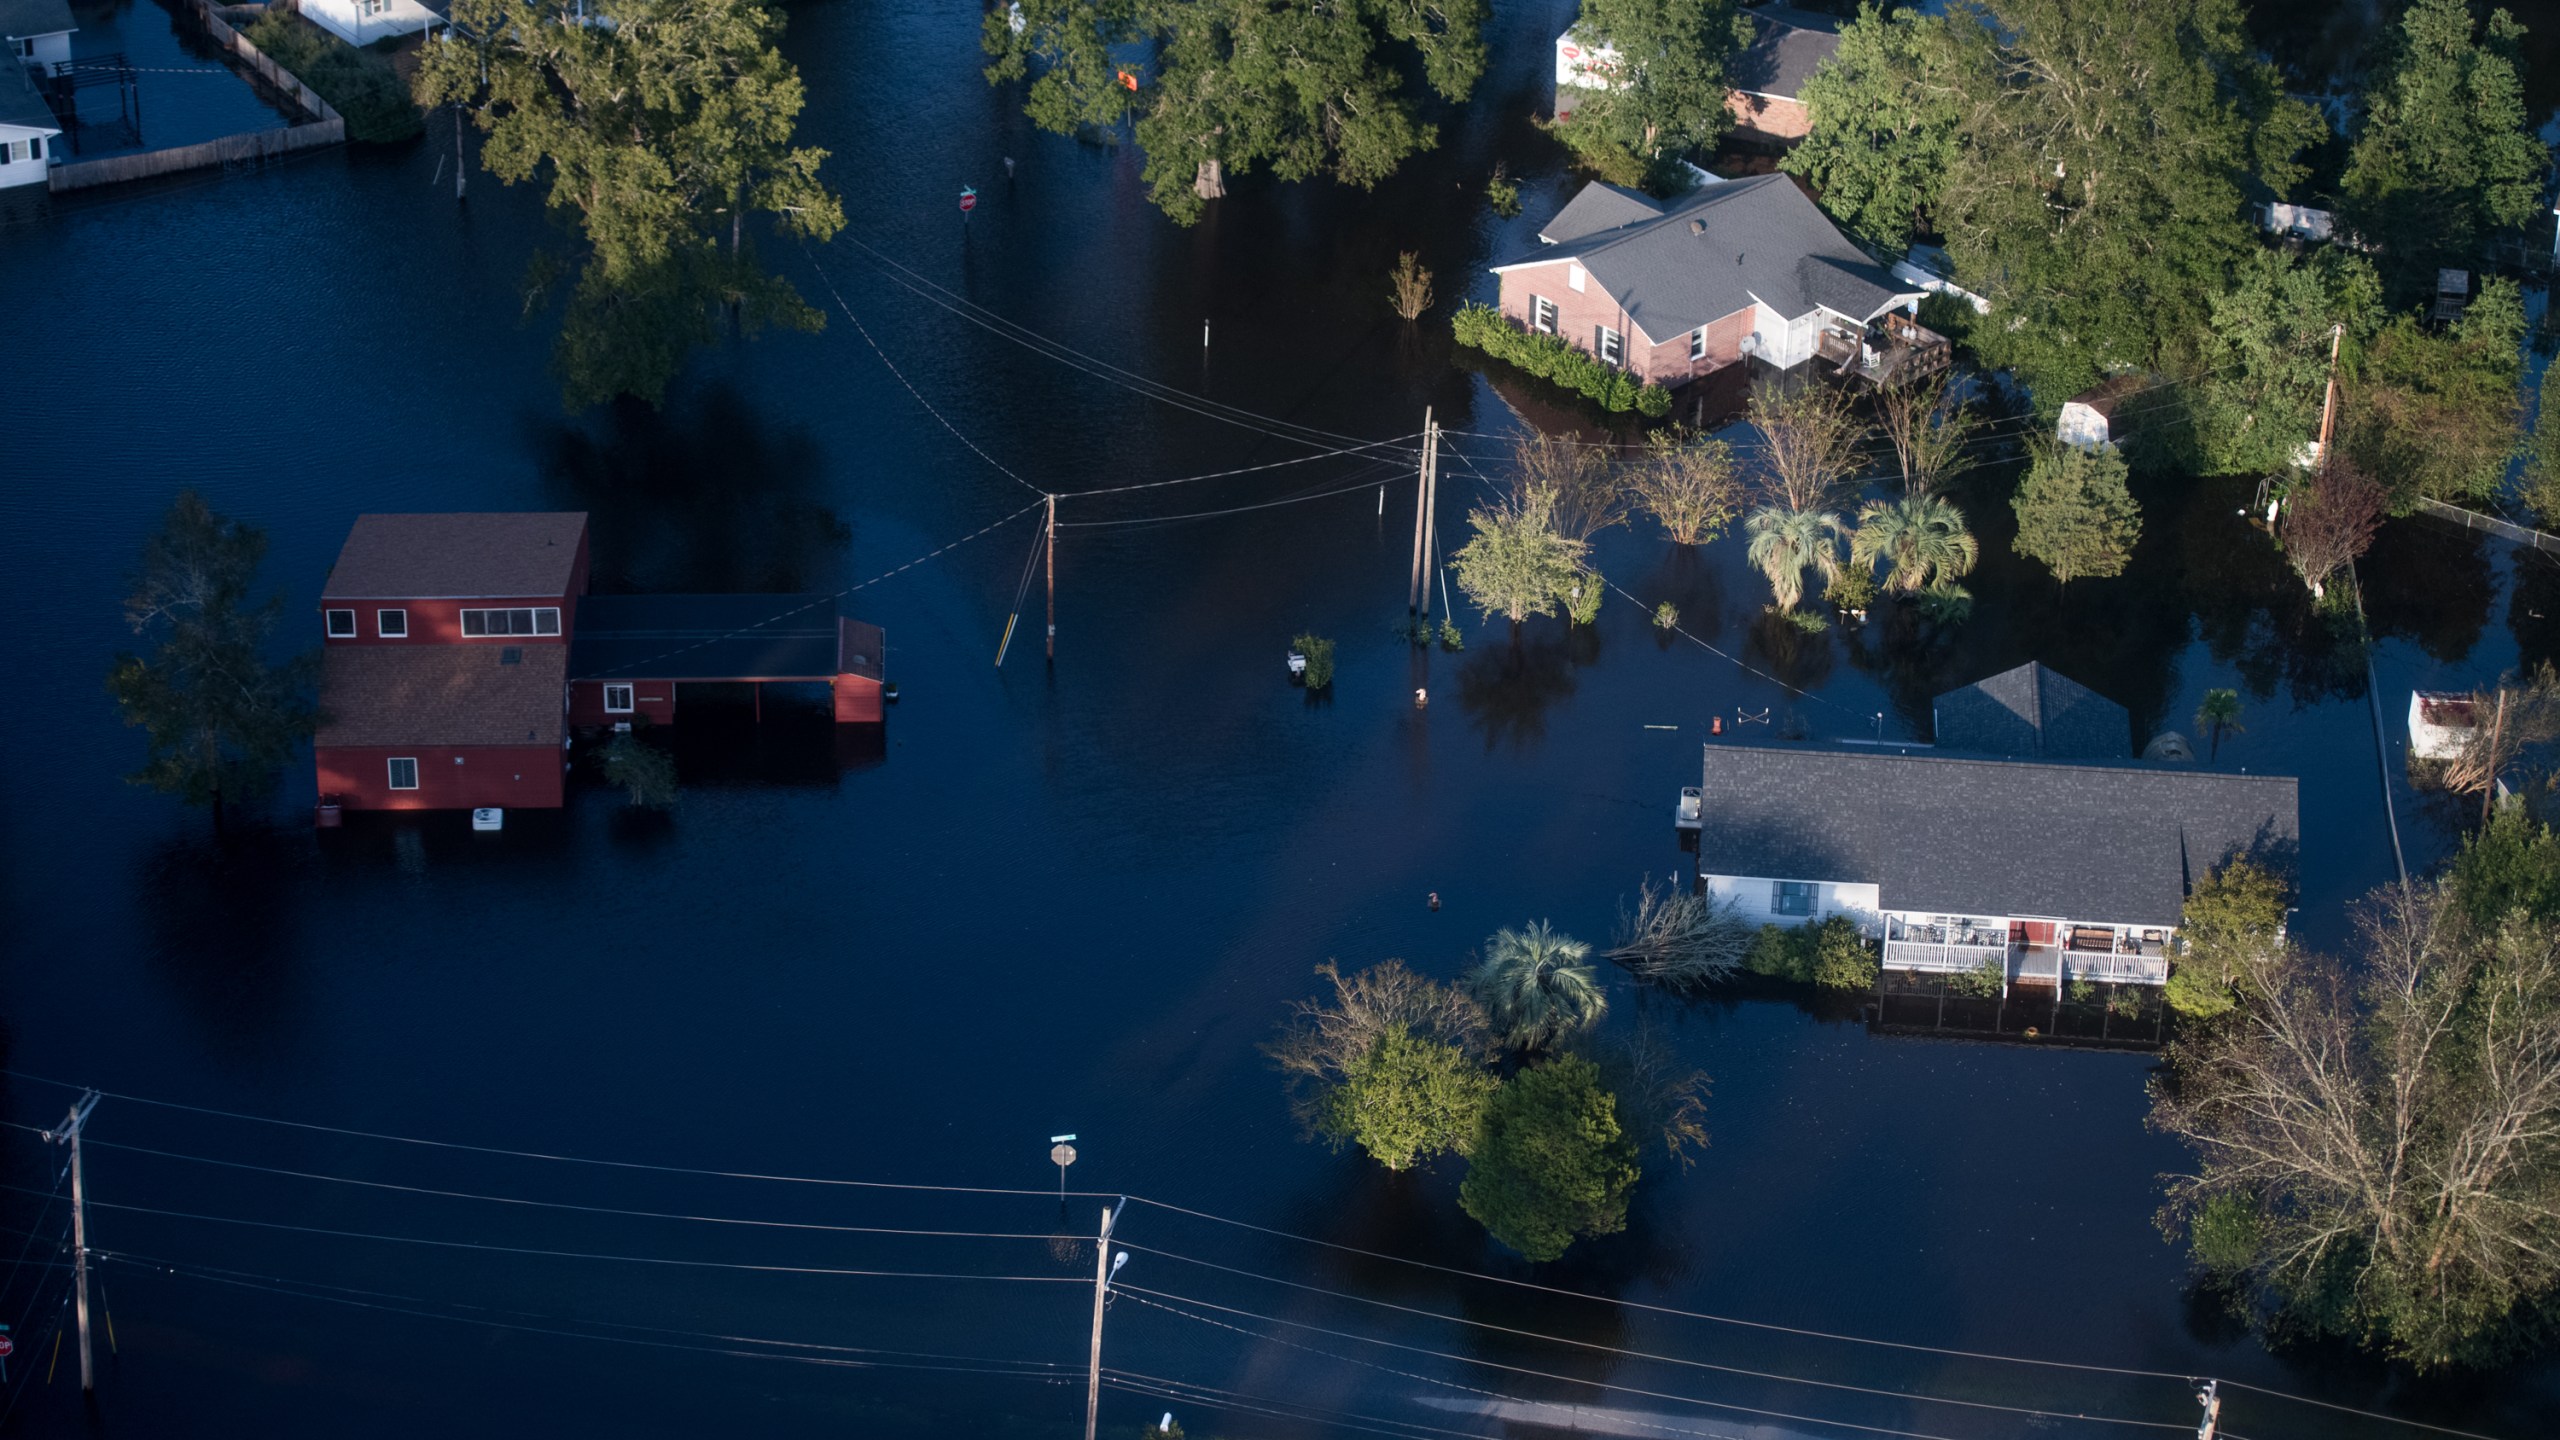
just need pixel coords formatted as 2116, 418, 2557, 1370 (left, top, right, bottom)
959, 187, 978, 214
0, 1335, 16, 1358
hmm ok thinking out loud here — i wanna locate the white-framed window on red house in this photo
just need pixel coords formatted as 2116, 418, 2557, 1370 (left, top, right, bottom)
460, 607, 560, 637
1532, 295, 1557, 334
1596, 326, 1623, 367
603, 684, 634, 714
386, 757, 419, 791
377, 608, 407, 637
325, 609, 357, 638
1691, 327, 1708, 362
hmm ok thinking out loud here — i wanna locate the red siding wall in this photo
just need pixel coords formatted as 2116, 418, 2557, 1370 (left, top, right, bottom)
567, 681, 679, 728
1496, 262, 1750, 389
317, 745, 567, 811
833, 675, 884, 724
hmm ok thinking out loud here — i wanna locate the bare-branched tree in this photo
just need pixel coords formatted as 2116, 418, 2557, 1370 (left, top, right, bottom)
2149, 885, 2560, 1369
1512, 433, 1628, 543
1874, 372, 1978, 496
2441, 664, 2560, 817
1264, 960, 1488, 1133
1749, 377, 1869, 513
2283, 456, 2388, 598
1606, 876, 1753, 987
1631, 429, 1744, 545
1596, 1010, 1713, 1169
1390, 252, 1436, 322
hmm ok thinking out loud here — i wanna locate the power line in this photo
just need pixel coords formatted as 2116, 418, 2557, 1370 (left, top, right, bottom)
1120, 1283, 2051, 1440
1105, 1367, 1505, 1440
0, 1180, 1085, 1286
1116, 1241, 2185, 1431
1057, 467, 1406, 529
0, 1126, 1072, 1244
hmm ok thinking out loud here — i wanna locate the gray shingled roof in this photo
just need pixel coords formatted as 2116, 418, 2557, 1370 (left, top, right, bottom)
1932, 662, 2131, 759
0, 50, 56, 133
0, 0, 73, 39
1694, 742, 2299, 926
1730, 5, 1842, 101
324, 514, 588, 600
1494, 175, 1907, 341
1540, 182, 1663, 245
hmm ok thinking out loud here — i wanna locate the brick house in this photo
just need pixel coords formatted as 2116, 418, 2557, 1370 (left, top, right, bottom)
1489, 174, 1925, 388
1554, 5, 1842, 147
314, 513, 589, 813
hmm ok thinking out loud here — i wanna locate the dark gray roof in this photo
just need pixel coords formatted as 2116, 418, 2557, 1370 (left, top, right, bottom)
1694, 742, 2299, 926
1540, 182, 1662, 245
1494, 175, 1908, 340
1932, 662, 2130, 759
0, 48, 57, 133
0, 0, 73, 38
570, 594, 842, 681
1730, 5, 1842, 101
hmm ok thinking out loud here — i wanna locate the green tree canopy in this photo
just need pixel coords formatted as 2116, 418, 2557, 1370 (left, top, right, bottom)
1465, 921, 1607, 1052
1459, 1055, 1641, 1262
2340, 0, 2546, 300
1932, 0, 2320, 405
2340, 279, 2526, 508
1558, 0, 1748, 183
985, 0, 1486, 224
2012, 441, 2141, 585
2163, 858, 2287, 1020
1782, 3, 1962, 249
106, 492, 317, 831
1452, 488, 1590, 626
1849, 494, 1977, 595
2188, 249, 2382, 477
1316, 1025, 1500, 1171
416, 0, 845, 407
1743, 504, 1844, 611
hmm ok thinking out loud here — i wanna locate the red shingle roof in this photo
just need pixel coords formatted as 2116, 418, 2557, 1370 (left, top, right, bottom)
316, 645, 567, 748
323, 514, 587, 600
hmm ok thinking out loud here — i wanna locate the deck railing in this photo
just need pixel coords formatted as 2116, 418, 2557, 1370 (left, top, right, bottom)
1882, 939, 2007, 974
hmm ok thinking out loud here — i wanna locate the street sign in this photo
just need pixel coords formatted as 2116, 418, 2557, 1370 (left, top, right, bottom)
959, 187, 978, 214
1050, 1143, 1077, 1169
0, 1335, 17, 1358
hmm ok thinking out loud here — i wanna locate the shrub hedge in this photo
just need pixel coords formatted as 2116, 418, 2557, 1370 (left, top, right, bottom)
245, 13, 422, 144
1452, 303, 1672, 418
1742, 916, 1878, 990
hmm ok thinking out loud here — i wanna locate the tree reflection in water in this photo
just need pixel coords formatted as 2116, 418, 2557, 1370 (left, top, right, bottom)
136, 824, 309, 1065
1742, 609, 1835, 695
532, 383, 850, 594
2511, 551, 2560, 670
1458, 623, 1592, 752
2178, 476, 2369, 708
2362, 520, 2496, 664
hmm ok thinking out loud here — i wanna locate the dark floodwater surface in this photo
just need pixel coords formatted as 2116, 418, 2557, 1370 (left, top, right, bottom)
3, 2, 2556, 1438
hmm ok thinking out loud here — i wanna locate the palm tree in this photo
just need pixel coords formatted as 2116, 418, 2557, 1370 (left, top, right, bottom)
1744, 505, 1845, 611
1850, 495, 1979, 595
1465, 921, 1606, 1052
2196, 688, 2244, 762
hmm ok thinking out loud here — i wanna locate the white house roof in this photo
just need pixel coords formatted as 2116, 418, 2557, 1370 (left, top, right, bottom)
0, 0, 73, 38
1494, 175, 1911, 340
0, 53, 59, 134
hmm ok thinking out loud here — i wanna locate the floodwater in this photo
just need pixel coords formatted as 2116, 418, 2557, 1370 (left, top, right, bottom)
1, 2, 2553, 1438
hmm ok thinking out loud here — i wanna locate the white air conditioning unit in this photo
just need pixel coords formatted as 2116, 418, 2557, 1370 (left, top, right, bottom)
471, 808, 504, 832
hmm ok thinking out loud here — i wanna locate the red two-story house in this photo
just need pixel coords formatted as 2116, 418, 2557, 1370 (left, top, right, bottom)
313, 513, 590, 812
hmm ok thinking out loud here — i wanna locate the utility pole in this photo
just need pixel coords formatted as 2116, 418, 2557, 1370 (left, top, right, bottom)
455, 106, 466, 202
42, 1092, 99, 1395
2193, 1379, 2221, 1440
1045, 494, 1057, 662
1084, 1199, 1127, 1440
2314, 321, 2344, 466
1421, 419, 1442, 620
1408, 407, 1432, 614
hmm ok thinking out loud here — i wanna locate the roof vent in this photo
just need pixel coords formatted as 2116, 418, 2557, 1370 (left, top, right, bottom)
1689, 219, 1705, 235
500, 647, 523, 665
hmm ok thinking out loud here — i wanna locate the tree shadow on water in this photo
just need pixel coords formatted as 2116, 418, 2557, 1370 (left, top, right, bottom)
133, 824, 309, 1067
1457, 623, 1587, 752
530, 384, 849, 593
1742, 609, 1835, 695
2361, 519, 2495, 665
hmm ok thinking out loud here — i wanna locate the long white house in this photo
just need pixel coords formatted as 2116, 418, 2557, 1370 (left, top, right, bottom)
1694, 664, 2299, 992
299, 0, 446, 48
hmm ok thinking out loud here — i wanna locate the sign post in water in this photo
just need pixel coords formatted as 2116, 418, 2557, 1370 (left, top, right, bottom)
1049, 1134, 1077, 1199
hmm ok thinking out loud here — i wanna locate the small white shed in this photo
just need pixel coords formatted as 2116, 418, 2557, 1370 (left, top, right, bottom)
2058, 376, 2150, 450
2408, 692, 2478, 762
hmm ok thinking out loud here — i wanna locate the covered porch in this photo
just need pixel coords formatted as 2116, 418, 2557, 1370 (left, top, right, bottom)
1880, 913, 2172, 991
1816, 311, 1951, 387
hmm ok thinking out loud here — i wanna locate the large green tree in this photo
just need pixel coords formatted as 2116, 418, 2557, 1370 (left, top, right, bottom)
1558, 0, 1748, 183
985, 0, 1486, 225
1459, 1055, 1641, 1262
2189, 249, 2382, 477
1932, 0, 2320, 405
2012, 441, 2141, 585
2340, 279, 2527, 508
416, 0, 844, 407
2340, 0, 2545, 300
1317, 1025, 1500, 1171
1452, 489, 1590, 627
106, 493, 317, 832
1782, 3, 1963, 249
